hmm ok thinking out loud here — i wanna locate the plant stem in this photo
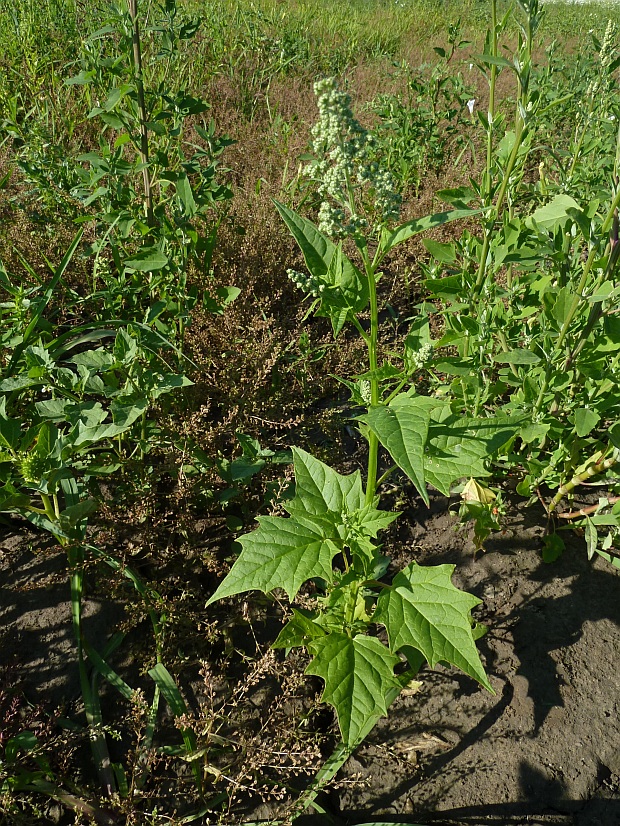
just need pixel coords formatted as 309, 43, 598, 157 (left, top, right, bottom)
548, 448, 619, 514
68, 543, 116, 795
128, 0, 154, 228
484, 0, 498, 205
361, 243, 379, 505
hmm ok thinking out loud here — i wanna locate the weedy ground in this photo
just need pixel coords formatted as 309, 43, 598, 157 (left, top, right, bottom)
1, 0, 620, 824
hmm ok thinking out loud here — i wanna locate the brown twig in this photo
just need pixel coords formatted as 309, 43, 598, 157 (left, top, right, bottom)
557, 495, 620, 520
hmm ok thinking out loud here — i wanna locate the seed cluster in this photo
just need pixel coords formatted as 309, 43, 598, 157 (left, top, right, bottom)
307, 77, 401, 240
358, 379, 372, 405
600, 19, 618, 75
19, 452, 46, 484
410, 342, 434, 370
286, 268, 326, 297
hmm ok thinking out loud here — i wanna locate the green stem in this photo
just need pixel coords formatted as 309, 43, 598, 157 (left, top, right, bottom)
288, 667, 418, 822
485, 0, 498, 205
40, 492, 57, 523
128, 0, 154, 228
361, 243, 380, 505
68, 544, 116, 795
548, 448, 619, 514
375, 465, 397, 488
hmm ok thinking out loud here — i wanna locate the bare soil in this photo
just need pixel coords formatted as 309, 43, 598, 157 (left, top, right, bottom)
2, 491, 619, 825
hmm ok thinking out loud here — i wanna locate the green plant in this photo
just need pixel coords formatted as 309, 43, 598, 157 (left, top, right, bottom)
0, 239, 204, 799
206, 76, 524, 816
3, 0, 237, 346
405, 1, 620, 560
367, 21, 475, 194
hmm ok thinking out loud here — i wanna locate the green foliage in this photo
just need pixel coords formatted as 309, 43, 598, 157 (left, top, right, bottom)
210, 450, 490, 749
0, 0, 239, 801
210, 78, 496, 759
367, 21, 475, 194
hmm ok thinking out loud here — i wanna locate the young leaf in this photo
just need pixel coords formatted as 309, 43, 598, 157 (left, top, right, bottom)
207, 449, 375, 604
272, 608, 327, 649
273, 200, 367, 314
306, 633, 400, 748
206, 517, 339, 603
286, 447, 364, 516
360, 394, 439, 506
374, 562, 492, 692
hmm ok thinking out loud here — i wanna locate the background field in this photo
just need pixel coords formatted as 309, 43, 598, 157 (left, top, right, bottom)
1, 1, 620, 824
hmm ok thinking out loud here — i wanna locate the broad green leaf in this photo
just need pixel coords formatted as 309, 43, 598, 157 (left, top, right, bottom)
273, 200, 367, 314
542, 532, 565, 562
526, 194, 580, 232
383, 209, 478, 253
0, 376, 41, 392
69, 349, 116, 371
0, 412, 21, 451
574, 408, 600, 437
35, 422, 57, 458
423, 239, 456, 263
206, 516, 339, 603
59, 499, 98, 527
306, 632, 400, 748
0, 483, 31, 512
124, 247, 168, 272
474, 52, 513, 68
424, 274, 463, 298
353, 503, 399, 537
492, 349, 540, 365
207, 450, 385, 603
272, 608, 327, 649
286, 447, 364, 517
361, 394, 439, 506
375, 562, 492, 691
425, 415, 521, 495
110, 396, 149, 429
436, 186, 477, 208
552, 286, 573, 327
149, 373, 194, 399
65, 69, 95, 85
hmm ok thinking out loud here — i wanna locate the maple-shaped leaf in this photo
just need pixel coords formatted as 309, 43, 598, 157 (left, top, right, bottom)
306, 632, 401, 748
352, 503, 400, 538
207, 450, 368, 605
272, 608, 327, 649
361, 394, 439, 506
374, 562, 493, 692
205, 516, 338, 603
285, 447, 364, 517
